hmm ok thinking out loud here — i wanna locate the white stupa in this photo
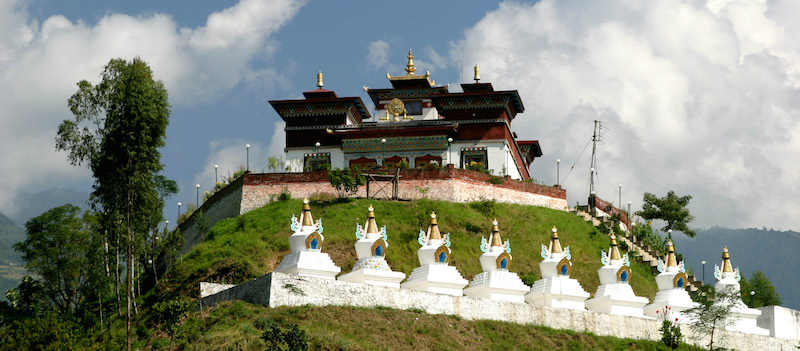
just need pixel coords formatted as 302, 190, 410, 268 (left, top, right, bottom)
525, 227, 589, 310
713, 246, 769, 335
585, 235, 649, 317
401, 211, 468, 296
643, 240, 697, 320
463, 219, 529, 303
274, 199, 341, 279
338, 205, 406, 288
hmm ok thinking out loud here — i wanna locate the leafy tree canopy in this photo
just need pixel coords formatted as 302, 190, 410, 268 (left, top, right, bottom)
14, 205, 95, 316
740, 270, 782, 307
636, 190, 696, 237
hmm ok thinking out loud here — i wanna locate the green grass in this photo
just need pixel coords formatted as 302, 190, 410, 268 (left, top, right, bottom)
155, 301, 694, 351
159, 197, 659, 301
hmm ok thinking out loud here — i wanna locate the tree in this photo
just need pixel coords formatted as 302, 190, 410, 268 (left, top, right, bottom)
56, 57, 172, 351
740, 270, 782, 307
327, 168, 365, 198
685, 286, 740, 351
13, 205, 94, 316
636, 191, 696, 237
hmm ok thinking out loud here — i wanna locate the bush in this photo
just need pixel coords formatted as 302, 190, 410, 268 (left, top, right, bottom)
466, 161, 485, 173
327, 168, 365, 198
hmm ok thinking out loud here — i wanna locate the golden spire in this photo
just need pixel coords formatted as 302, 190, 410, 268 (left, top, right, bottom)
365, 205, 379, 234
316, 71, 323, 88
474, 64, 480, 82
405, 49, 416, 75
666, 240, 677, 267
490, 218, 502, 247
609, 234, 621, 260
721, 246, 733, 273
428, 211, 441, 240
550, 226, 562, 254
301, 199, 313, 226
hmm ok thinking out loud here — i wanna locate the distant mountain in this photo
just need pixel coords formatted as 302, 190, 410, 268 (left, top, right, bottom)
9, 187, 90, 226
0, 211, 27, 299
671, 227, 800, 310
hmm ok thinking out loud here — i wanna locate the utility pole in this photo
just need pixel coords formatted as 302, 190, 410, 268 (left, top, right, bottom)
588, 120, 600, 196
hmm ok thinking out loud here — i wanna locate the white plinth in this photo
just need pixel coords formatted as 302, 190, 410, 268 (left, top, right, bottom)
463, 270, 529, 303
643, 288, 697, 321
275, 250, 341, 279
585, 283, 649, 317
526, 276, 590, 310
401, 263, 468, 296
338, 257, 406, 288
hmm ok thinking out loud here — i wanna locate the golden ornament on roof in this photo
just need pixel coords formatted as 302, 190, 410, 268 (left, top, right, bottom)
405, 49, 416, 75
386, 98, 407, 119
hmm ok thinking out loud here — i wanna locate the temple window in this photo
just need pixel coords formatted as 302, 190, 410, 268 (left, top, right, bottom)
404, 100, 422, 115
415, 154, 442, 168
349, 157, 378, 170
304, 153, 331, 172
461, 147, 488, 171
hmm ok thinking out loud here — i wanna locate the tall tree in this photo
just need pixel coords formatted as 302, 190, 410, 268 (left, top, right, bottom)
14, 205, 94, 316
56, 57, 171, 351
740, 270, 782, 307
636, 190, 696, 237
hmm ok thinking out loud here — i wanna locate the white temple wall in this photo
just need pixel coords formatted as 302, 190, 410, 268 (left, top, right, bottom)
201, 272, 798, 350
757, 305, 800, 339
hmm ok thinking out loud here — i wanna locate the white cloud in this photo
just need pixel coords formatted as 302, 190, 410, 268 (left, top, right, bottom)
0, 0, 305, 217
367, 39, 390, 69
451, 0, 800, 230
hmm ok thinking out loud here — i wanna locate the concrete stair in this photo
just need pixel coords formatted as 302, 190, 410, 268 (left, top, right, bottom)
575, 210, 702, 295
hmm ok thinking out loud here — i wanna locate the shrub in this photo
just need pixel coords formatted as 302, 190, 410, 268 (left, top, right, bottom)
327, 168, 365, 198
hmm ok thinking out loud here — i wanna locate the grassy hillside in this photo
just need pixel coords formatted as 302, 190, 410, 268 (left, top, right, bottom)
160, 197, 659, 302
150, 301, 694, 351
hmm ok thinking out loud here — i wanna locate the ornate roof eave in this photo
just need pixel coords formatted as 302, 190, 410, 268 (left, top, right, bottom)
367, 86, 450, 107
269, 96, 371, 122
430, 90, 524, 118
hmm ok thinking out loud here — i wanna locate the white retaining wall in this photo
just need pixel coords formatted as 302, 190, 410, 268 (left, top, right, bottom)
201, 272, 797, 350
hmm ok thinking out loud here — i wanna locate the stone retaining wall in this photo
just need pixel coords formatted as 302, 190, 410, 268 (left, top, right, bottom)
201, 272, 796, 351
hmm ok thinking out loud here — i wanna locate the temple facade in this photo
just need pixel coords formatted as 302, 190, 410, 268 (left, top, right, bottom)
269, 50, 542, 179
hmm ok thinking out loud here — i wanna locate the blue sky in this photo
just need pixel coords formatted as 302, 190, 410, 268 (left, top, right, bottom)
4, 0, 800, 231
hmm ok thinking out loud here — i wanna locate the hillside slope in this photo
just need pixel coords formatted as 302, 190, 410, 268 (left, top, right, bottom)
160, 197, 659, 302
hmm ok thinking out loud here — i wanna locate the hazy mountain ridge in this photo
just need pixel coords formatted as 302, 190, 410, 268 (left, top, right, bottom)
671, 226, 800, 309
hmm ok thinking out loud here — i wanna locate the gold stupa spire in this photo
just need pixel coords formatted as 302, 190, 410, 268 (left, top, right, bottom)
316, 71, 323, 88
301, 199, 313, 226
405, 49, 416, 75
550, 226, 562, 254
428, 211, 441, 240
490, 218, 502, 247
474, 64, 480, 82
721, 246, 733, 273
365, 205, 379, 234
609, 234, 621, 260
666, 240, 677, 267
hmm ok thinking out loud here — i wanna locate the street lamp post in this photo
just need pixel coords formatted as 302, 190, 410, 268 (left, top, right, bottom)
196, 184, 200, 206
314, 141, 320, 152
556, 159, 560, 186
177, 202, 182, 220
502, 144, 509, 176
165, 220, 169, 232
701, 260, 706, 283
214, 164, 218, 184
246, 144, 251, 171
618, 184, 622, 209
381, 138, 386, 165
447, 137, 453, 165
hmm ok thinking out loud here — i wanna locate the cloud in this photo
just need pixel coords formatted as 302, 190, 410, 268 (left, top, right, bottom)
451, 0, 800, 230
367, 39, 390, 69
0, 0, 304, 218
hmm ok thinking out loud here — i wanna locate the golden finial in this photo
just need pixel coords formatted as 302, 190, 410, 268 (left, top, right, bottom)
405, 49, 416, 75
474, 64, 480, 82
316, 71, 323, 88
550, 226, 562, 253
666, 240, 677, 267
365, 205, 378, 234
491, 219, 502, 247
609, 234, 621, 260
428, 211, 441, 240
722, 246, 733, 273
302, 199, 313, 226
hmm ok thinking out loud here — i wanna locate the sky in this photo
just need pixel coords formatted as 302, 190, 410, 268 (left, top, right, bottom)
3, 0, 800, 232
